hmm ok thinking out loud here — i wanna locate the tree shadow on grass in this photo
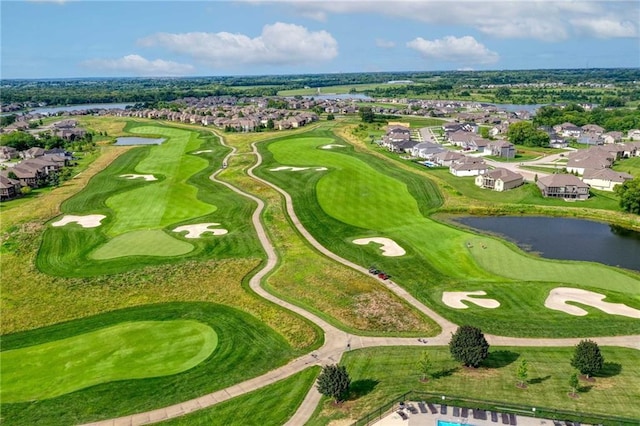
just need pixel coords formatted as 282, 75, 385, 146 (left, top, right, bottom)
598, 362, 622, 378
578, 385, 593, 393
528, 375, 551, 385
432, 367, 459, 379
483, 350, 520, 368
348, 379, 379, 400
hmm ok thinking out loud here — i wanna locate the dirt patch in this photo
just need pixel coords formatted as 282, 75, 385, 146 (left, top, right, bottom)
354, 292, 423, 331
352, 237, 405, 257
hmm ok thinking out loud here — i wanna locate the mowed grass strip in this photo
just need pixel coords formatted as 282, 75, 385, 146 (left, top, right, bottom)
1, 320, 217, 403
161, 367, 320, 426
90, 229, 194, 259
307, 346, 640, 425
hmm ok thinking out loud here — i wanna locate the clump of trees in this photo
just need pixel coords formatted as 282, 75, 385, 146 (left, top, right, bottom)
507, 122, 550, 147
316, 364, 351, 404
615, 177, 640, 214
571, 340, 604, 379
449, 325, 490, 368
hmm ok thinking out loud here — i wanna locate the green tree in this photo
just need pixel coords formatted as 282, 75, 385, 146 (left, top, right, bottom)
568, 371, 579, 397
516, 358, 528, 388
316, 364, 351, 403
615, 177, 640, 214
449, 325, 490, 368
507, 122, 550, 147
495, 87, 512, 100
417, 351, 432, 381
0, 131, 38, 151
359, 107, 375, 123
266, 119, 274, 130
327, 113, 335, 121
571, 340, 604, 378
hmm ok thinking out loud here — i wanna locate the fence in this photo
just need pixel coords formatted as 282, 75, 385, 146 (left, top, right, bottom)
351, 390, 639, 426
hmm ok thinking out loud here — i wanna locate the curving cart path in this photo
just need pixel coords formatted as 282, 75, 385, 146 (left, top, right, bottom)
82, 131, 640, 426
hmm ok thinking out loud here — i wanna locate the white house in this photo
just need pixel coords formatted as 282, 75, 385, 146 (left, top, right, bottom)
582, 169, 633, 192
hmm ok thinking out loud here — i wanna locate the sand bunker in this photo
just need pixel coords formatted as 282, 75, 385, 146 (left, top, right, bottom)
270, 166, 328, 172
352, 237, 406, 257
120, 174, 157, 181
52, 214, 106, 228
442, 291, 501, 309
173, 223, 228, 239
193, 150, 213, 154
320, 144, 346, 149
545, 287, 640, 318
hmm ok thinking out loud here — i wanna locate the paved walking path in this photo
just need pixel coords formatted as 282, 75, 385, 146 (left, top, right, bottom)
82, 131, 639, 426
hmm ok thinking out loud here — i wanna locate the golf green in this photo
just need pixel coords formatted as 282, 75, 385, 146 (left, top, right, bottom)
91, 229, 194, 259
0, 320, 217, 403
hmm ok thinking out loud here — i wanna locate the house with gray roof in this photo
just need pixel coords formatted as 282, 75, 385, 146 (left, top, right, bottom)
475, 168, 523, 191
449, 156, 488, 177
582, 169, 633, 192
536, 174, 589, 200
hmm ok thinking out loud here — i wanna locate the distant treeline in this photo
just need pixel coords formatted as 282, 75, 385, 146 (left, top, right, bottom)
2, 68, 639, 106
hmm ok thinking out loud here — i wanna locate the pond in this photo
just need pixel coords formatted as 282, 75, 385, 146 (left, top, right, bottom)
28, 102, 134, 115
454, 216, 640, 272
114, 137, 165, 146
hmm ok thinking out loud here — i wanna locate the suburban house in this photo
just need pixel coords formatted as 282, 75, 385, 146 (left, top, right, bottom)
21, 147, 46, 159
582, 124, 605, 135
582, 169, 633, 192
487, 140, 516, 158
554, 122, 582, 138
577, 134, 602, 145
9, 163, 46, 188
536, 174, 589, 200
0, 174, 22, 200
628, 129, 640, 141
449, 156, 488, 177
409, 142, 445, 159
475, 168, 524, 191
432, 150, 465, 167
602, 131, 623, 144
621, 142, 640, 158
566, 148, 614, 175
0, 146, 19, 160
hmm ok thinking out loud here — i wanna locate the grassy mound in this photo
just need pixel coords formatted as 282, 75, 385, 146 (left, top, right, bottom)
1, 320, 217, 402
90, 229, 194, 259
0, 302, 298, 425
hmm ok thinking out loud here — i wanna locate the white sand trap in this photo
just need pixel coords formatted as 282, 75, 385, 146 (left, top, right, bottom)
352, 237, 406, 257
120, 174, 158, 181
52, 214, 106, 228
545, 287, 640, 318
320, 144, 346, 150
442, 291, 501, 309
173, 223, 228, 239
193, 150, 213, 154
270, 166, 328, 172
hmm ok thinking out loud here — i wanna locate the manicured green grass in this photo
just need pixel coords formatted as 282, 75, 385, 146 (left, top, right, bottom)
1, 320, 217, 403
613, 156, 640, 177
307, 346, 640, 425
36, 121, 263, 276
278, 83, 394, 96
90, 229, 194, 259
255, 125, 640, 337
161, 367, 320, 426
0, 302, 301, 425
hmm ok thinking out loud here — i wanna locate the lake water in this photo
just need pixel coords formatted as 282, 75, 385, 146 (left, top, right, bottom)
114, 137, 165, 146
454, 216, 640, 272
28, 102, 134, 115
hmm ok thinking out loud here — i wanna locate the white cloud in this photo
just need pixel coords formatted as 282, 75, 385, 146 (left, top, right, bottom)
376, 38, 396, 48
571, 17, 638, 38
244, 1, 639, 41
82, 54, 195, 76
138, 22, 338, 68
407, 36, 499, 65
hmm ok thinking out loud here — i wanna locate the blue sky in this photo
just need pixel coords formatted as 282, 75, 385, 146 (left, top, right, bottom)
1, 0, 639, 79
